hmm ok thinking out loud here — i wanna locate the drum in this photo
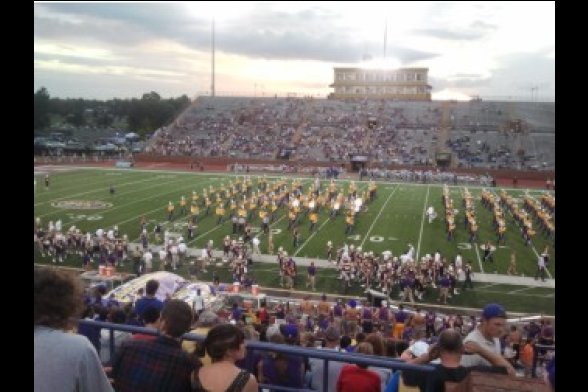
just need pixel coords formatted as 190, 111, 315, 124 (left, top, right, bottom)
252, 284, 259, 295
233, 282, 241, 293
98, 265, 106, 276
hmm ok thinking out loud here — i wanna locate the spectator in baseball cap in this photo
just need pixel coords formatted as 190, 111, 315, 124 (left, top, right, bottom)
461, 303, 515, 375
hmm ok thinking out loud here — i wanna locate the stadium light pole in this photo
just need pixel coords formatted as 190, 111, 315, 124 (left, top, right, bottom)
211, 18, 215, 98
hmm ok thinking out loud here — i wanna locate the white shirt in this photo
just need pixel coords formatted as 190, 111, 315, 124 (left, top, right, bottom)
538, 256, 546, 268
461, 328, 501, 367
455, 255, 463, 269
252, 237, 260, 246
143, 251, 153, 265
159, 249, 167, 260
178, 243, 187, 253
193, 295, 205, 311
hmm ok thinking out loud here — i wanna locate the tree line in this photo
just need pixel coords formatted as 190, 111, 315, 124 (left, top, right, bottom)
34, 87, 191, 138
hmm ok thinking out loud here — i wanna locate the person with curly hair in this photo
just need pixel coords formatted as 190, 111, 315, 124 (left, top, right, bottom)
34, 268, 113, 392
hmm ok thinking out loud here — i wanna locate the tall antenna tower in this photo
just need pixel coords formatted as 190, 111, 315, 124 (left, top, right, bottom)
383, 21, 387, 59
211, 18, 215, 97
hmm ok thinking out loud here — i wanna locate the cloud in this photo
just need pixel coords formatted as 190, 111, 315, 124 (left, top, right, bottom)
413, 27, 485, 41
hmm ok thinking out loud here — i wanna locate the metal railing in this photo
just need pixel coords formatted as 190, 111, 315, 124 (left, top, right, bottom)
79, 319, 437, 392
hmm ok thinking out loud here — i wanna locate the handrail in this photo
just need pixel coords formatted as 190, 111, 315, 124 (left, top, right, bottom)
79, 319, 437, 392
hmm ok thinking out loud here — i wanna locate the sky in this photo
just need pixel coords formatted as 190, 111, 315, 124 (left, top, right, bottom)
34, 1, 555, 101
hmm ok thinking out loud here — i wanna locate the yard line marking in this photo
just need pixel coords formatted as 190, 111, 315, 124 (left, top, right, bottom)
529, 245, 553, 279
59, 177, 215, 227
34, 176, 157, 207
489, 189, 553, 280
476, 289, 554, 298
293, 216, 331, 256
474, 283, 500, 290
107, 177, 219, 231
359, 185, 398, 248
294, 182, 369, 256
34, 171, 139, 201
39, 176, 197, 220
185, 179, 313, 248
507, 286, 536, 294
416, 185, 430, 260
455, 187, 484, 273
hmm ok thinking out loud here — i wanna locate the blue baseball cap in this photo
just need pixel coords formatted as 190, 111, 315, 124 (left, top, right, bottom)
482, 303, 507, 320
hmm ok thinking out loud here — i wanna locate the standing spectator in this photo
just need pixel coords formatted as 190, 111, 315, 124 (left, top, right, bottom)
112, 300, 197, 392
35, 268, 113, 392
461, 304, 515, 376
143, 249, 153, 274
402, 329, 511, 392
193, 288, 205, 316
134, 279, 164, 324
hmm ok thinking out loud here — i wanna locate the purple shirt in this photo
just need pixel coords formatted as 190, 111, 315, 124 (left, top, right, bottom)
307, 266, 316, 276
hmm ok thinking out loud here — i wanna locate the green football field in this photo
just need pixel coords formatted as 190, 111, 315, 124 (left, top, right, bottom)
33, 167, 555, 314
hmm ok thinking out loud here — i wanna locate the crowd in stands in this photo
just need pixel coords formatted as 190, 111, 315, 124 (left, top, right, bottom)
145, 97, 554, 171
35, 268, 555, 392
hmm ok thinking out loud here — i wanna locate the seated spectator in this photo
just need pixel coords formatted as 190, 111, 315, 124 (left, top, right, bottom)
112, 300, 197, 392
402, 329, 510, 392
35, 268, 113, 392
99, 308, 132, 364
544, 356, 555, 391
193, 324, 258, 392
77, 304, 102, 353
258, 332, 305, 389
182, 310, 221, 365
310, 327, 347, 392
337, 342, 381, 392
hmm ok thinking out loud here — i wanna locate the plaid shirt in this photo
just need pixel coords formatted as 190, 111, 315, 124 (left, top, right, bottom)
112, 335, 196, 392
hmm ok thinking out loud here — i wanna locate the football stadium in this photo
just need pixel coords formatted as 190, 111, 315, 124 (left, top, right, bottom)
34, 3, 555, 392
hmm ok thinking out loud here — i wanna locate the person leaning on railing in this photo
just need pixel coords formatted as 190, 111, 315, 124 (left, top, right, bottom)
401, 329, 511, 392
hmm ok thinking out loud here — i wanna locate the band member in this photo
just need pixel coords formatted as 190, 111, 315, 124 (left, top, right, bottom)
309, 210, 318, 232
167, 201, 174, 221
180, 196, 187, 215
344, 210, 355, 234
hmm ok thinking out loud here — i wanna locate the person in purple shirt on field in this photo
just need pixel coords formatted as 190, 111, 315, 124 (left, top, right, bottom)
306, 262, 317, 291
